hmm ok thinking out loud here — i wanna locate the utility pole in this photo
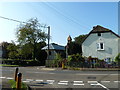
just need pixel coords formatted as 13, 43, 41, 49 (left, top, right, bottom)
47, 26, 50, 60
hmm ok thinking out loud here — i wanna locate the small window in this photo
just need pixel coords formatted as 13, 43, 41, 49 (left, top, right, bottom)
97, 43, 104, 50
98, 33, 101, 36
48, 51, 51, 55
100, 43, 103, 49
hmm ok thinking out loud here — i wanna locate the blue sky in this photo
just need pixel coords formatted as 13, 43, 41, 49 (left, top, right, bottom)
0, 2, 118, 45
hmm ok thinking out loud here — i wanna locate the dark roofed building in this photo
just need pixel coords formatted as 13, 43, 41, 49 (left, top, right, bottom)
42, 43, 65, 60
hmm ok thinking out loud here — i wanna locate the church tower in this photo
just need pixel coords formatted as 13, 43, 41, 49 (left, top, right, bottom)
67, 35, 72, 43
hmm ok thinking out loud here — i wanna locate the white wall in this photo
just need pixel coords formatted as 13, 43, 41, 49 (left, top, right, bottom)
82, 32, 119, 60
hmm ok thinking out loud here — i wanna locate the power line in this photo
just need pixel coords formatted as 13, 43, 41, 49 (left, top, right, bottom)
0, 16, 26, 23
41, 2, 90, 30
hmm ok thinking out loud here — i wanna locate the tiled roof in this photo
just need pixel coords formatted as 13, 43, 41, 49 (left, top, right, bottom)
90, 25, 110, 33
42, 43, 65, 50
82, 25, 120, 44
89, 25, 120, 38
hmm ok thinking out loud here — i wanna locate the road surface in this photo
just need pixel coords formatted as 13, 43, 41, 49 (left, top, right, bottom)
1, 66, 120, 90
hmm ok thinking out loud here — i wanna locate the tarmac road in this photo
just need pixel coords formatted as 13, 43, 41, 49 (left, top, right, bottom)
1, 66, 120, 90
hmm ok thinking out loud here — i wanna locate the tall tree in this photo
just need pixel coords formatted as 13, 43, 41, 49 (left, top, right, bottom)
67, 42, 81, 55
16, 18, 47, 60
74, 34, 88, 54
74, 34, 88, 45
7, 42, 19, 59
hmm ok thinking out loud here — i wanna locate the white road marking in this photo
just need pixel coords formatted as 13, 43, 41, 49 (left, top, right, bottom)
22, 81, 30, 83
97, 83, 110, 90
26, 79, 34, 81
88, 81, 98, 83
49, 73, 55, 74
58, 81, 68, 85
6, 77, 14, 80
73, 81, 84, 85
59, 81, 68, 83
114, 81, 120, 83
35, 80, 43, 82
73, 81, 83, 83
73, 83, 84, 85
0, 77, 6, 79
88, 81, 110, 90
58, 82, 68, 85
101, 81, 110, 83
47, 80, 55, 84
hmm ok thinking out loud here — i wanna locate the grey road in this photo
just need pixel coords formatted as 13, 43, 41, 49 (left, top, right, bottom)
1, 66, 120, 90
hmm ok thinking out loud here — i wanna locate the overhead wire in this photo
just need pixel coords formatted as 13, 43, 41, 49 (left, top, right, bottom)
41, 2, 90, 30
0, 16, 26, 23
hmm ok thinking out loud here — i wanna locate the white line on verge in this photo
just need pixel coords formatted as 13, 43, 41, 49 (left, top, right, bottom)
0, 77, 6, 79
6, 77, 14, 79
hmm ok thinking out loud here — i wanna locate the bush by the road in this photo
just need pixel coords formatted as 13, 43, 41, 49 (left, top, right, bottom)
2, 59, 42, 66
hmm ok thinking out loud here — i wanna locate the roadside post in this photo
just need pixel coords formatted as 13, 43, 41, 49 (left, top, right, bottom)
16, 73, 22, 89
62, 62, 64, 69
15, 67, 19, 81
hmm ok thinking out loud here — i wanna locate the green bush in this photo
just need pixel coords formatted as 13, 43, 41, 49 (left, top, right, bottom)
9, 80, 28, 89
67, 53, 84, 68
2, 59, 41, 66
115, 53, 120, 63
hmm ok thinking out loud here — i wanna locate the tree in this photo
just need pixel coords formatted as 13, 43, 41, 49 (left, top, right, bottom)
74, 34, 88, 45
115, 53, 120, 64
67, 42, 81, 55
73, 34, 88, 54
35, 42, 47, 65
17, 43, 33, 59
16, 18, 48, 60
7, 42, 19, 59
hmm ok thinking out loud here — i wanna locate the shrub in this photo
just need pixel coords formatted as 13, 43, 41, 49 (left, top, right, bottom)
67, 54, 84, 67
115, 53, 120, 63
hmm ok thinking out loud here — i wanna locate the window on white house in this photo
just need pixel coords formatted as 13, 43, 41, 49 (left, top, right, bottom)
97, 33, 101, 36
97, 43, 104, 50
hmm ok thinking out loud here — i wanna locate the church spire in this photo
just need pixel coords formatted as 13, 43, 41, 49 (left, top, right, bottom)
67, 35, 72, 43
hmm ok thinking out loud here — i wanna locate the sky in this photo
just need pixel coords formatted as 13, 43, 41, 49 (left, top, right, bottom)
0, 1, 118, 46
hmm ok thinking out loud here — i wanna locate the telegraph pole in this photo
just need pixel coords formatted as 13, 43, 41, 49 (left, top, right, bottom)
47, 26, 50, 60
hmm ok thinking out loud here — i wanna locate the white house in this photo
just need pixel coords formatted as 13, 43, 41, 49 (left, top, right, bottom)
42, 43, 65, 60
82, 25, 120, 63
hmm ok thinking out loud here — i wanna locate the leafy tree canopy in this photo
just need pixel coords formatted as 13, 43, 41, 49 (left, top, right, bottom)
74, 34, 88, 45
16, 18, 47, 45
16, 18, 48, 60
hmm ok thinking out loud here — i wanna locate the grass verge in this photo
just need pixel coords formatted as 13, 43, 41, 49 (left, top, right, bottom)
8, 80, 28, 89
0, 64, 19, 67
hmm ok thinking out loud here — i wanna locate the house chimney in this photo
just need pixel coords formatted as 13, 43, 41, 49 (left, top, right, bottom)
93, 26, 97, 29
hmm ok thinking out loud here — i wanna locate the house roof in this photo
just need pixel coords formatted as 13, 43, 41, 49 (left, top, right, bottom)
82, 25, 120, 43
42, 43, 65, 50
